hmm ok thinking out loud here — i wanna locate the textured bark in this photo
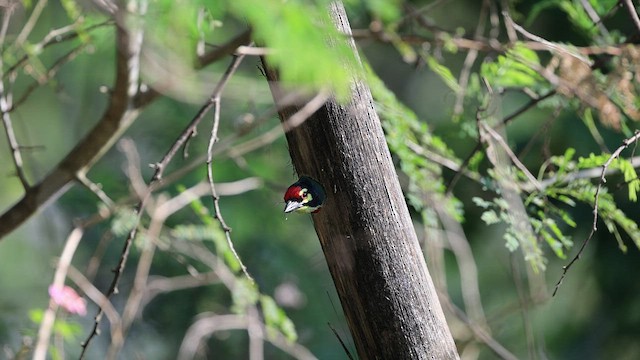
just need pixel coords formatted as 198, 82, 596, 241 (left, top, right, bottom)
264, 2, 459, 359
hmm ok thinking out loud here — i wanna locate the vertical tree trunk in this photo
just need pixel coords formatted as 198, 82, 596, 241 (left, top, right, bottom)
264, 2, 459, 358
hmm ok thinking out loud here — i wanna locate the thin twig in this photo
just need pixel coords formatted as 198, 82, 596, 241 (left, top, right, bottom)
453, 0, 488, 117
446, 90, 556, 194
0, 28, 251, 241
328, 323, 354, 360
579, 0, 610, 38
500, 0, 518, 42
504, 11, 591, 65
107, 196, 164, 360
227, 91, 330, 158
553, 130, 640, 296
14, 0, 48, 46
0, 4, 29, 189
540, 155, 640, 189
67, 266, 121, 333
33, 227, 84, 360
438, 291, 518, 360
142, 272, 221, 307
178, 313, 317, 360
206, 53, 253, 281
479, 122, 542, 191
5, 20, 113, 80
78, 4, 145, 356
1, 102, 29, 189
8, 43, 88, 112
76, 172, 115, 208
622, 0, 640, 33
435, 206, 490, 333
80, 53, 248, 356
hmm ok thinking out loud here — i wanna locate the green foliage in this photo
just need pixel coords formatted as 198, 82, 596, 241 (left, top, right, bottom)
232, 278, 260, 313
481, 43, 545, 89
260, 295, 298, 342
221, 0, 359, 99
473, 195, 552, 269
473, 143, 640, 268
527, 0, 618, 39
577, 153, 640, 202
425, 55, 461, 94
172, 185, 298, 342
60, 0, 82, 21
541, 150, 640, 251
364, 0, 401, 23
367, 64, 463, 225
178, 184, 241, 272
29, 309, 83, 355
110, 207, 138, 237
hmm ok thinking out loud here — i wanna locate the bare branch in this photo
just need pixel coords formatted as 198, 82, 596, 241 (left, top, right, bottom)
504, 10, 591, 65
0, 103, 29, 188
149, 54, 245, 182
445, 300, 518, 360
579, 0, 611, 38
446, 90, 556, 194
453, 0, 488, 117
33, 227, 84, 360
14, 0, 47, 46
5, 20, 114, 80
0, 26, 251, 241
206, 54, 254, 281
540, 155, 640, 189
0, 1, 28, 190
177, 314, 252, 360
77, 3, 146, 355
8, 43, 88, 112
177, 313, 317, 360
76, 172, 115, 209
142, 272, 220, 307
0, 8, 144, 240
479, 121, 542, 191
107, 195, 164, 359
67, 266, 121, 329
228, 91, 329, 158
196, 29, 252, 69
80, 50, 248, 356
622, 0, 640, 33
499, 0, 518, 42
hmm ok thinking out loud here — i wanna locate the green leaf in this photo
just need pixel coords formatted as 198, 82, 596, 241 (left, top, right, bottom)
111, 208, 138, 236
480, 210, 500, 225
232, 278, 259, 313
472, 197, 492, 209
481, 42, 544, 88
425, 55, 461, 94
366, 0, 401, 23
260, 295, 298, 342
225, 0, 358, 98
503, 232, 520, 252
29, 309, 45, 324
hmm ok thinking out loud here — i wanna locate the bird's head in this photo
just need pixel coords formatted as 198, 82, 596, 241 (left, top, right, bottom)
283, 176, 326, 214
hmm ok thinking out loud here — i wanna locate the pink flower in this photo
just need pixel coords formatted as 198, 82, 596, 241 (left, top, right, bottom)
48, 285, 87, 316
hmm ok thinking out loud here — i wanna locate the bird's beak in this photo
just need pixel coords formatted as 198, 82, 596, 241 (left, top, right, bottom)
284, 201, 303, 213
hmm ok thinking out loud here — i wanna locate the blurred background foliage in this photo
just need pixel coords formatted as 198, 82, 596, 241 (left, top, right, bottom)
1, 0, 640, 359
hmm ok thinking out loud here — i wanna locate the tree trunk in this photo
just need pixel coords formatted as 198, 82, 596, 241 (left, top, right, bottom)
263, 2, 459, 359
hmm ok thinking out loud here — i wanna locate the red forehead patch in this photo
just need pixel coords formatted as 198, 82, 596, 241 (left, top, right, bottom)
284, 185, 303, 201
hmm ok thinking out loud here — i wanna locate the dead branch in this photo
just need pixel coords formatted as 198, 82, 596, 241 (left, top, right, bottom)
0, 28, 252, 241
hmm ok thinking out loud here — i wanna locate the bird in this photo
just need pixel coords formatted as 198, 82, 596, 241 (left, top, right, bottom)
283, 176, 326, 214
